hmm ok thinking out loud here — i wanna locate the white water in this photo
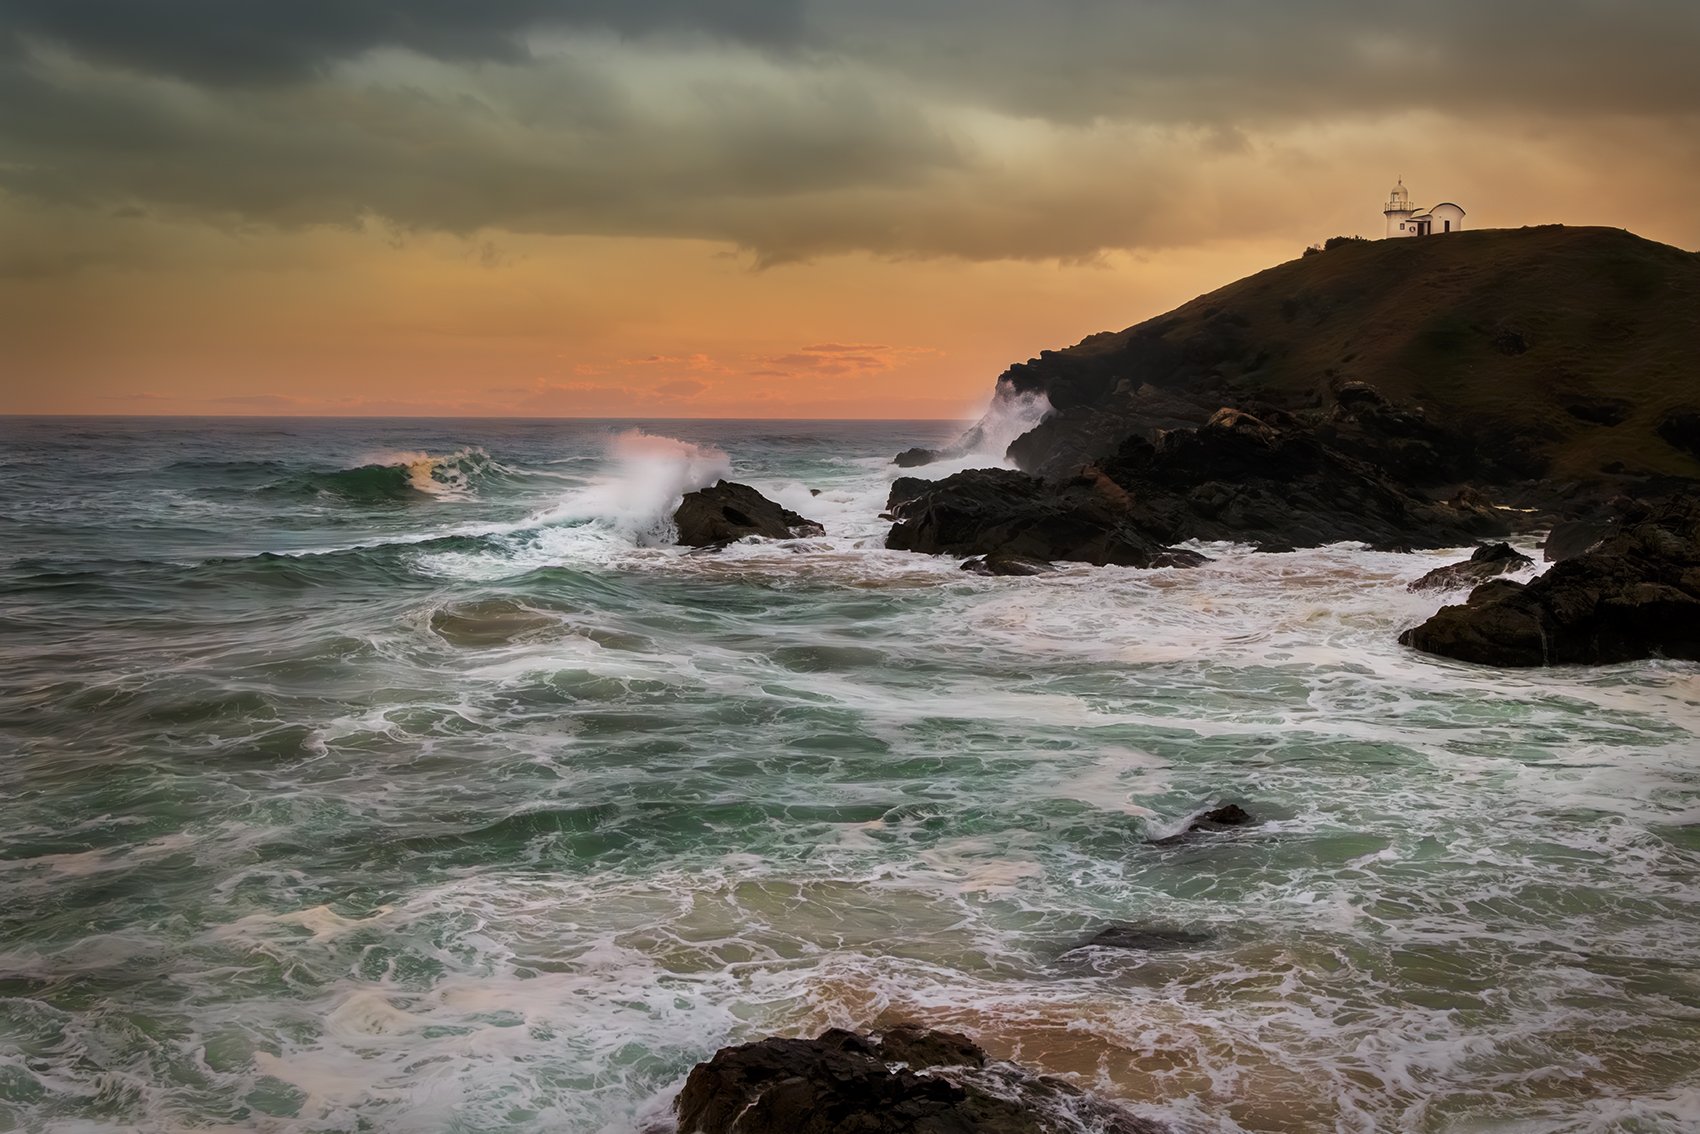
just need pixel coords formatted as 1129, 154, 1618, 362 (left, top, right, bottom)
2, 419, 1697, 1134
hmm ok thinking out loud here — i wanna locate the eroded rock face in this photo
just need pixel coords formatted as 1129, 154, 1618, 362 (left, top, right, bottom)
1099, 408, 1510, 551
672, 1025, 1165, 1134
1400, 493, 1700, 666
1408, 543, 1534, 592
674, 481, 824, 547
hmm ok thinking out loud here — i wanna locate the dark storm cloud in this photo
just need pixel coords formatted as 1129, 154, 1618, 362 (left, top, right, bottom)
2, 0, 1698, 264
825, 0, 1700, 123
0, 0, 803, 83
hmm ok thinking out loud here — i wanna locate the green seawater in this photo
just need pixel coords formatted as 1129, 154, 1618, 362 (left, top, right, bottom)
0, 417, 1697, 1133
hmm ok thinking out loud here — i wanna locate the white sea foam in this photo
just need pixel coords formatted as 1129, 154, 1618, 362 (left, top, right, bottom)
10, 423, 1700, 1134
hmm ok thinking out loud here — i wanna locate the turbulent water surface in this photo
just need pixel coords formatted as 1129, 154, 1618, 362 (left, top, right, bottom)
2, 417, 1698, 1134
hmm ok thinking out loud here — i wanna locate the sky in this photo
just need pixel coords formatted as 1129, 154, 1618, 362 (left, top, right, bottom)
3, 1, 1699, 419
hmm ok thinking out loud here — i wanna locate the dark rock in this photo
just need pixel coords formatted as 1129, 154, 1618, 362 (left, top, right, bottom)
1195, 804, 1255, 828
1657, 409, 1700, 459
885, 467, 1206, 569
888, 403, 1508, 568
960, 553, 1056, 576
979, 228, 1700, 505
1400, 492, 1700, 666
1332, 380, 1388, 411
1543, 519, 1612, 562
1075, 926, 1212, 952
894, 447, 947, 469
1097, 408, 1511, 551
1563, 396, 1632, 427
1407, 542, 1535, 592
674, 481, 824, 547
1148, 803, 1257, 845
673, 1025, 1165, 1134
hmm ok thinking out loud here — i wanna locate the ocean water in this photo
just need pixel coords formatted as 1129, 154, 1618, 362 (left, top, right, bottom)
1, 416, 1698, 1134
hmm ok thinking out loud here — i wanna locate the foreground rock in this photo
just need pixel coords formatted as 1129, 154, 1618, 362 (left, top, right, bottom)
674, 481, 824, 547
673, 1024, 1164, 1134
1400, 493, 1700, 666
885, 468, 1207, 569
1407, 542, 1534, 592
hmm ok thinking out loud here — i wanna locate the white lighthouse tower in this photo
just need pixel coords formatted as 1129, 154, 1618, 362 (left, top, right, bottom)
1384, 179, 1417, 237
1383, 179, 1465, 238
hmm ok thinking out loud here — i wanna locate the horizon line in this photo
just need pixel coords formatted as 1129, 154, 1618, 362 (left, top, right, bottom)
0, 412, 971, 423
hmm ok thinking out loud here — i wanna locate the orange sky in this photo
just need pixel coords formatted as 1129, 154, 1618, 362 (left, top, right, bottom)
3, 4, 1698, 418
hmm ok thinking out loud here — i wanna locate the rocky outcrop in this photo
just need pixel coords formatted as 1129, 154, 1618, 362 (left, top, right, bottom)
884, 468, 1206, 569
893, 447, 947, 469
1407, 543, 1534, 592
981, 227, 1700, 495
888, 406, 1509, 564
672, 1024, 1164, 1134
1400, 493, 1700, 666
1094, 407, 1510, 551
674, 481, 824, 547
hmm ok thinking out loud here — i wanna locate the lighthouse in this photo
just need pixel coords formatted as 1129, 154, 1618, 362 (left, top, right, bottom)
1383, 179, 1466, 238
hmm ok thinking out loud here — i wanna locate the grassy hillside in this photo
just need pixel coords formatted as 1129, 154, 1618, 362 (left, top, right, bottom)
1000, 226, 1700, 481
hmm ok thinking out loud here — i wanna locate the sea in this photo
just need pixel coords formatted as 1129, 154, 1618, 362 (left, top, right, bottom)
1, 416, 1697, 1134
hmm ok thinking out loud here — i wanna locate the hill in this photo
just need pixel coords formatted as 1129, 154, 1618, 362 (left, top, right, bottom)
993, 226, 1700, 489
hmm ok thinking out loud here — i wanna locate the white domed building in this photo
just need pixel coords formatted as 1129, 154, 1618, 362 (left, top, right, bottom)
1383, 180, 1465, 238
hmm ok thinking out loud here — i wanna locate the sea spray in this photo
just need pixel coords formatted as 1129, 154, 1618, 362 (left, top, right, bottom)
956, 385, 1053, 462
529, 430, 732, 546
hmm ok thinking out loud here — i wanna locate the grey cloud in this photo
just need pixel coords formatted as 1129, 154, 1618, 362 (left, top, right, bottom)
0, 48, 967, 242
2, 1, 1699, 265
819, 0, 1700, 124
0, 0, 804, 83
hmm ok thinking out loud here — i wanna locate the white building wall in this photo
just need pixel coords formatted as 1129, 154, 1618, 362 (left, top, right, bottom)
1428, 203, 1465, 233
1385, 209, 1417, 238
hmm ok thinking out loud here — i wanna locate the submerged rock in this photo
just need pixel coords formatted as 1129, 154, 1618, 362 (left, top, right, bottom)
1074, 925, 1213, 952
1400, 493, 1700, 666
674, 481, 824, 547
673, 1024, 1165, 1134
1407, 542, 1534, 592
960, 552, 1057, 576
1148, 803, 1257, 846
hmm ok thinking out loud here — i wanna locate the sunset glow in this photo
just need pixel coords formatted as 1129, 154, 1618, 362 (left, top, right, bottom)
3, 4, 1698, 417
